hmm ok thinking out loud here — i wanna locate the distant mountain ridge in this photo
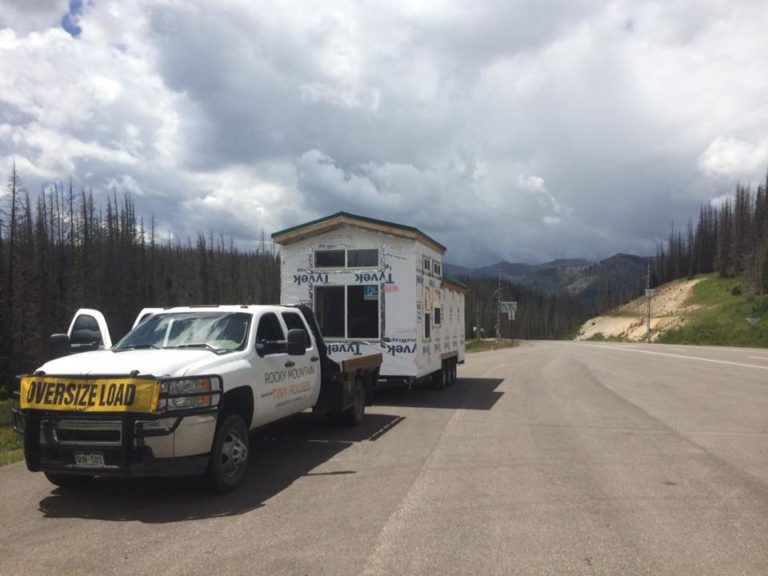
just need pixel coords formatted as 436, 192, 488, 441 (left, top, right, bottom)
445, 253, 653, 310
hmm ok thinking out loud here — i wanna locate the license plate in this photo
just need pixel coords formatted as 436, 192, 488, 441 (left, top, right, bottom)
74, 452, 105, 468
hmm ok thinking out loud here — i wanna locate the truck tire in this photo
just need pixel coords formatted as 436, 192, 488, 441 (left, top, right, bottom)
44, 472, 93, 489
342, 375, 365, 426
207, 414, 250, 493
450, 359, 458, 387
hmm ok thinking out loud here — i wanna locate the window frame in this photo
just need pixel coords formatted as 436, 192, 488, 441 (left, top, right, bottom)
347, 248, 379, 268
314, 249, 346, 268
423, 256, 431, 275
314, 284, 381, 340
314, 285, 346, 339
423, 285, 432, 340
255, 312, 287, 357
314, 248, 380, 269
280, 311, 313, 349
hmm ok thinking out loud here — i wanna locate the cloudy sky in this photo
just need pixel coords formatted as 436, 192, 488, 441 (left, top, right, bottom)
1, 0, 767, 266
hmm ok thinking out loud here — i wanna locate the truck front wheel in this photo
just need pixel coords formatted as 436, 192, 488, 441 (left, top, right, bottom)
207, 414, 250, 493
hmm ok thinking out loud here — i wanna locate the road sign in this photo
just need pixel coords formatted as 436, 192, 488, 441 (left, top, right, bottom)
500, 301, 517, 321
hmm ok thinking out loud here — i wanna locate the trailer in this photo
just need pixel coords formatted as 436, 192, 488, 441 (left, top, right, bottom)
272, 212, 466, 388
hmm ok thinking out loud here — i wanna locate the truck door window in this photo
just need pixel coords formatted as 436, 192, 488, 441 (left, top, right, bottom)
256, 313, 286, 357
281, 312, 312, 348
70, 314, 104, 348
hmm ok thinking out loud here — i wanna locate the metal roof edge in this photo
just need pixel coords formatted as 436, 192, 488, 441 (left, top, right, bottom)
442, 274, 468, 291
271, 211, 447, 253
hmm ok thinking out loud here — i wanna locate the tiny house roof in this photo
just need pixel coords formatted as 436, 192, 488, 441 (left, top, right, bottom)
443, 274, 468, 292
272, 211, 447, 255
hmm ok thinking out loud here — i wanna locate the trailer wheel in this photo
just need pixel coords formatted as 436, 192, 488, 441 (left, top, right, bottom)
433, 366, 445, 390
44, 472, 93, 489
207, 414, 250, 493
450, 359, 458, 387
342, 375, 365, 426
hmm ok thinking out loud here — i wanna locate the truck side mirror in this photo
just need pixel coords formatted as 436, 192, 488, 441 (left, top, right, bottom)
286, 329, 307, 356
48, 333, 71, 360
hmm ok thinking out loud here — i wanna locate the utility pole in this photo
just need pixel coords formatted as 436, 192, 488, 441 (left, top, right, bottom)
645, 263, 655, 343
495, 269, 502, 339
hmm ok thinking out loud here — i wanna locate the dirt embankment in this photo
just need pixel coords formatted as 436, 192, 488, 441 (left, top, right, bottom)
575, 278, 704, 342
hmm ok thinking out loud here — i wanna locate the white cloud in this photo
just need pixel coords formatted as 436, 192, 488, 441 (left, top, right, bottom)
1, 0, 767, 266
698, 136, 768, 180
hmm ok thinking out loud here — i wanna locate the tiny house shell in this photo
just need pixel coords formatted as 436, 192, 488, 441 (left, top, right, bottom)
272, 212, 466, 384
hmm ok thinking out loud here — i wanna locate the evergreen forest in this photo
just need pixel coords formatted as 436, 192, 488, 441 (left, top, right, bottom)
654, 173, 768, 294
0, 165, 279, 396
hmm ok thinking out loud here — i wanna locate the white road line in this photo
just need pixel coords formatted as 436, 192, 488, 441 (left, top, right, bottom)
579, 343, 768, 371
747, 356, 768, 361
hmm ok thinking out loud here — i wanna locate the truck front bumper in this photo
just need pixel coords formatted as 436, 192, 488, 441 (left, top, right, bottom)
12, 409, 216, 477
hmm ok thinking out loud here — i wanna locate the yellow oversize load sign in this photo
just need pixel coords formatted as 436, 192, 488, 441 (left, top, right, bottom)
20, 376, 161, 413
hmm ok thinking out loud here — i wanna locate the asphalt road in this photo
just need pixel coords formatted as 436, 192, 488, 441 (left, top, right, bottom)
1, 341, 766, 575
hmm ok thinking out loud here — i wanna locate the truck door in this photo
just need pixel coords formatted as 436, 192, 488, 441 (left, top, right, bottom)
280, 310, 321, 406
251, 312, 296, 425
67, 308, 112, 350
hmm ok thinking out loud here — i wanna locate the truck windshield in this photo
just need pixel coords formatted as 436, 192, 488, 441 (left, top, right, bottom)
114, 312, 252, 353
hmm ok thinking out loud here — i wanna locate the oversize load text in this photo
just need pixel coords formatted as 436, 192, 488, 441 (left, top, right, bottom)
20, 378, 159, 412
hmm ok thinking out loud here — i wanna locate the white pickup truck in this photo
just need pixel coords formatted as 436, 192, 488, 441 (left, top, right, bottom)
12, 305, 382, 493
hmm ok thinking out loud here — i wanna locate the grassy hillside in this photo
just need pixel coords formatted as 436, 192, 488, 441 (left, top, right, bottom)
657, 274, 768, 347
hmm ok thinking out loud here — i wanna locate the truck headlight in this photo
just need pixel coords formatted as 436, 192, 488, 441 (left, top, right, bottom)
158, 376, 222, 413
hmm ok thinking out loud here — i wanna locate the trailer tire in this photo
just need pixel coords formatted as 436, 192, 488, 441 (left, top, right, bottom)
44, 472, 93, 489
342, 375, 366, 426
433, 366, 445, 390
450, 359, 458, 387
207, 414, 250, 494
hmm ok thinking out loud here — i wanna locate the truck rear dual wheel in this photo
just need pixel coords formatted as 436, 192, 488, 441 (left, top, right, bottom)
207, 414, 250, 493
342, 375, 366, 426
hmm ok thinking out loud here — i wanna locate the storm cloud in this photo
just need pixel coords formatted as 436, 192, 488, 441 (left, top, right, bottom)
1, 0, 767, 265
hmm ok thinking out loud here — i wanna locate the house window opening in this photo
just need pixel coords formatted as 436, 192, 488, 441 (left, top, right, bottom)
315, 286, 345, 337
315, 250, 346, 268
348, 249, 379, 268
348, 285, 379, 339
315, 285, 380, 339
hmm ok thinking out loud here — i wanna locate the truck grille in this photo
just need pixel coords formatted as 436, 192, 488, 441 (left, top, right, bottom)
45, 419, 123, 446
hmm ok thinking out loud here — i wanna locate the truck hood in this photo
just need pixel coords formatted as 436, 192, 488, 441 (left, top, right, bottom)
37, 349, 230, 378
